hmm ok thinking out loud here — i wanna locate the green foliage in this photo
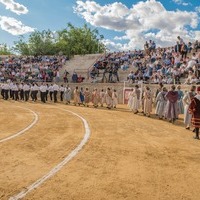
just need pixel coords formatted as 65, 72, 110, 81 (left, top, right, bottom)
13, 24, 105, 56
0, 44, 12, 55
13, 36, 30, 55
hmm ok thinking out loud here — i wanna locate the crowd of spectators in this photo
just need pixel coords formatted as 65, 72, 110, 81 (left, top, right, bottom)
90, 38, 200, 85
1, 38, 200, 85
90, 50, 144, 83
0, 56, 68, 83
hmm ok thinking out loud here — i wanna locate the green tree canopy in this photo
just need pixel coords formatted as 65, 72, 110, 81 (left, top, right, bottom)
0, 44, 12, 55
14, 24, 105, 56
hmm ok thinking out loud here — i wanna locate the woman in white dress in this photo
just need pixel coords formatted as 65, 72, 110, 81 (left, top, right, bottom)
155, 87, 168, 119
64, 85, 71, 104
112, 89, 118, 108
127, 88, 134, 110
183, 85, 196, 129
131, 85, 141, 114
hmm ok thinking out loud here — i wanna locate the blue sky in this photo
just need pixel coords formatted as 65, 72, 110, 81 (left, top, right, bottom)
0, 0, 199, 51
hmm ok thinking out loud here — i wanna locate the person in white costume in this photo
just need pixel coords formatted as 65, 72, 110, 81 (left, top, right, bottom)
131, 85, 141, 114
127, 88, 134, 110
112, 89, 118, 108
64, 85, 71, 104
155, 87, 168, 119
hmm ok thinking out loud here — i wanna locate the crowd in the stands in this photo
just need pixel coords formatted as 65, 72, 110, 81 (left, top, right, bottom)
0, 38, 200, 85
0, 56, 68, 83
90, 38, 200, 84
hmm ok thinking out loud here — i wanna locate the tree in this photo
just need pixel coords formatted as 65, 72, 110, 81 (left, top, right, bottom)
0, 44, 12, 55
13, 36, 30, 55
28, 30, 56, 55
57, 23, 105, 56
14, 23, 105, 56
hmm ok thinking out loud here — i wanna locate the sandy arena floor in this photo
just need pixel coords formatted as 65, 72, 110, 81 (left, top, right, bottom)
0, 100, 200, 200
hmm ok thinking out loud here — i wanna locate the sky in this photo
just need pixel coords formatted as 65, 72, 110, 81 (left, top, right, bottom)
0, 0, 199, 51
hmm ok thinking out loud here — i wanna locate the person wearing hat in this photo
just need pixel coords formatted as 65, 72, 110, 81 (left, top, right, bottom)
189, 86, 200, 139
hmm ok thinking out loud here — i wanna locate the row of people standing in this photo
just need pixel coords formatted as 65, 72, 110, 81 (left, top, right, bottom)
73, 87, 118, 109
155, 85, 184, 122
0, 81, 70, 103
0, 81, 119, 109
127, 84, 200, 139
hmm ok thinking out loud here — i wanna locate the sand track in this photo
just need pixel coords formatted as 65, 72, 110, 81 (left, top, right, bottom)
0, 103, 36, 140
1, 102, 200, 200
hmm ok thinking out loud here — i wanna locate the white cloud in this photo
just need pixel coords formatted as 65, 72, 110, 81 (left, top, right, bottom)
195, 6, 200, 13
172, 0, 190, 6
0, 0, 28, 15
114, 35, 129, 40
74, 0, 199, 51
0, 16, 35, 35
75, 1, 131, 31
103, 39, 127, 52
192, 31, 200, 40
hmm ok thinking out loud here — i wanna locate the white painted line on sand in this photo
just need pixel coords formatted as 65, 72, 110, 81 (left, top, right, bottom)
0, 107, 38, 143
9, 108, 91, 200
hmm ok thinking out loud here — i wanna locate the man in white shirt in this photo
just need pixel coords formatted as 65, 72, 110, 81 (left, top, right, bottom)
30, 83, 34, 101
23, 83, 30, 101
0, 83, 4, 99
40, 82, 47, 103
3, 82, 10, 100
48, 84, 54, 101
9, 81, 14, 100
32, 83, 39, 102
53, 83, 59, 103
45, 84, 49, 101
59, 84, 65, 102
13, 83, 19, 101
19, 82, 24, 101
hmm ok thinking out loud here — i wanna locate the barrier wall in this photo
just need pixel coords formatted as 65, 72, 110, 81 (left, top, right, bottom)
65, 82, 196, 104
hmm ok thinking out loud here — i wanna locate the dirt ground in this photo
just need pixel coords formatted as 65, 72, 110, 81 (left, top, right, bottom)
0, 100, 200, 200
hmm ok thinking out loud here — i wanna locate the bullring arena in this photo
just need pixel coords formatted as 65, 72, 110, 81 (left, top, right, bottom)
1, 49, 200, 200
1, 96, 200, 200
